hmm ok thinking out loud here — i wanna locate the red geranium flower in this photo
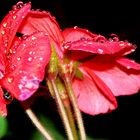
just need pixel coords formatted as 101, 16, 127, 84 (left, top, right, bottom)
0, 2, 51, 116
17, 2, 140, 115
63, 27, 140, 115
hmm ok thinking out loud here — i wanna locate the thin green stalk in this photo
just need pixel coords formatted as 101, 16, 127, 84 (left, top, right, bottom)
25, 108, 53, 140
63, 75, 86, 140
55, 77, 78, 140
50, 79, 76, 140
63, 98, 78, 140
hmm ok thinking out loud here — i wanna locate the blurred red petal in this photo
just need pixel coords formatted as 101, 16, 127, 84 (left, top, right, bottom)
82, 56, 140, 96
72, 73, 117, 115
18, 10, 64, 58
1, 32, 51, 100
84, 67, 117, 106
19, 10, 63, 45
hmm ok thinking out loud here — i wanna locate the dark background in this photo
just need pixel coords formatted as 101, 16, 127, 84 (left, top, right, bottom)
0, 0, 140, 139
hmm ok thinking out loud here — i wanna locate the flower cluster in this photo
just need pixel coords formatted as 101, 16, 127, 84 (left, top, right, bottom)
0, 1, 140, 118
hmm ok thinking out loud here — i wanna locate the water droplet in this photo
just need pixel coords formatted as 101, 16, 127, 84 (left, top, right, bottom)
0, 72, 4, 79
22, 35, 29, 40
12, 15, 17, 20
4, 50, 7, 54
39, 57, 43, 61
29, 51, 33, 55
131, 49, 135, 52
126, 66, 131, 69
1, 30, 5, 35
3, 92, 13, 104
87, 41, 93, 45
31, 36, 37, 40
23, 44, 26, 47
80, 37, 86, 40
10, 64, 16, 70
9, 49, 13, 54
7, 77, 14, 83
119, 43, 124, 47
3, 23, 7, 28
109, 34, 119, 42
97, 48, 104, 54
64, 45, 70, 49
28, 57, 33, 61
95, 35, 106, 43
74, 26, 78, 29
18, 84, 23, 89
16, 1, 24, 9
17, 57, 21, 61
19, 70, 23, 73
12, 50, 16, 54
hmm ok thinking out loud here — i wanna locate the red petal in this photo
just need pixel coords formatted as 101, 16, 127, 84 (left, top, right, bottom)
0, 61, 5, 79
72, 73, 117, 115
66, 39, 135, 56
82, 56, 140, 96
18, 10, 64, 58
63, 27, 98, 42
116, 58, 140, 70
1, 32, 51, 100
0, 87, 7, 116
18, 10, 64, 46
0, 2, 31, 54
84, 67, 117, 106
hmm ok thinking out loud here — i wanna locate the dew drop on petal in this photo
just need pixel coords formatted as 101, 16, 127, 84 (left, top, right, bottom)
3, 23, 7, 28
109, 34, 119, 42
126, 66, 131, 69
28, 57, 33, 61
39, 57, 43, 61
12, 15, 17, 20
7, 77, 14, 83
131, 49, 135, 52
22, 35, 29, 40
19, 70, 23, 74
31, 36, 37, 40
9, 49, 13, 54
29, 51, 33, 55
17, 57, 21, 61
97, 48, 104, 54
0, 72, 4, 79
1, 30, 5, 35
16, 1, 24, 9
10, 64, 16, 70
119, 43, 125, 47
3, 92, 13, 104
74, 26, 78, 29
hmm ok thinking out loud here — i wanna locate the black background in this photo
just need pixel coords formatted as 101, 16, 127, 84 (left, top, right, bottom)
0, 0, 140, 139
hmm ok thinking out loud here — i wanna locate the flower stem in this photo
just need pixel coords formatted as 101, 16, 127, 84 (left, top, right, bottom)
63, 98, 78, 140
50, 79, 77, 140
63, 75, 86, 140
25, 108, 54, 140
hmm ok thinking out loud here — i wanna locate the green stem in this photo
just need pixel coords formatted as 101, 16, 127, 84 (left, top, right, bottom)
63, 75, 86, 140
63, 98, 78, 140
25, 108, 54, 140
50, 79, 76, 140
